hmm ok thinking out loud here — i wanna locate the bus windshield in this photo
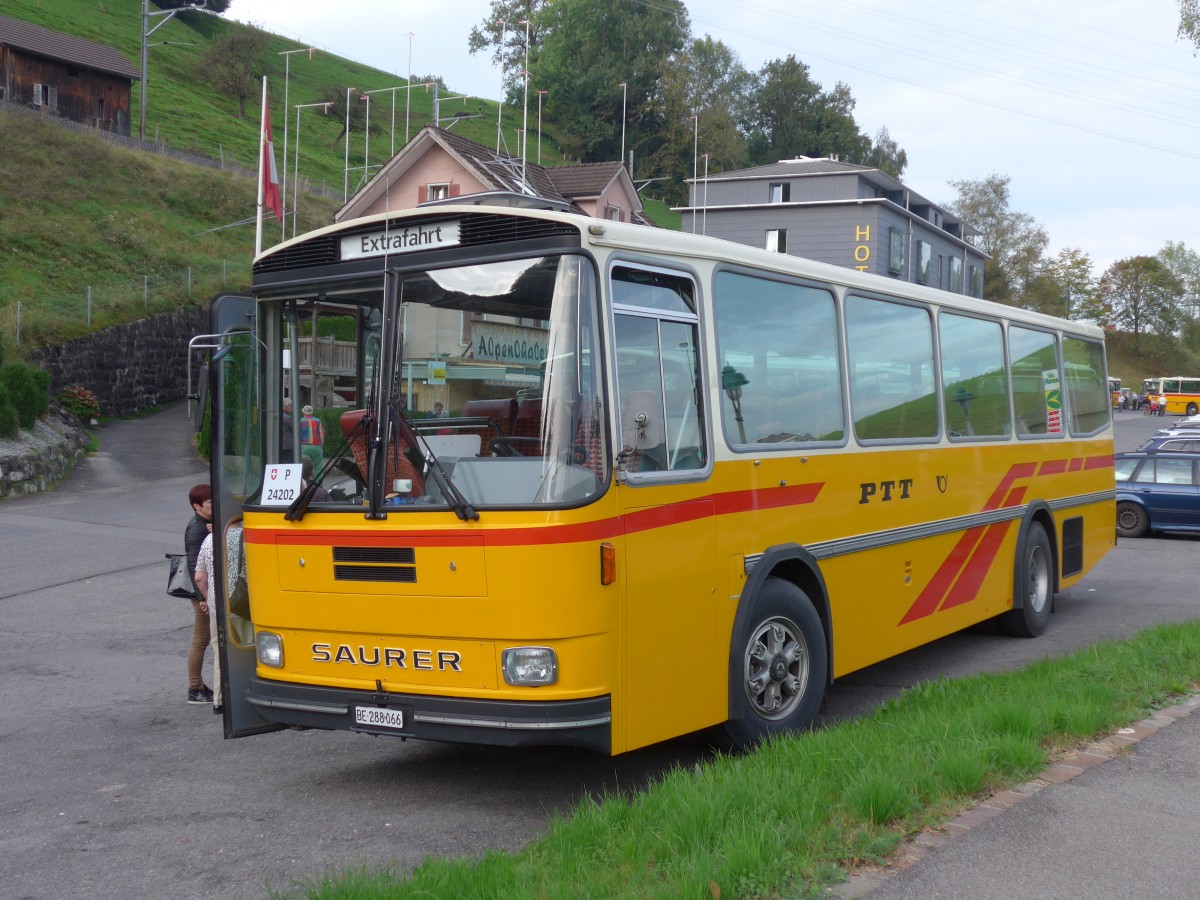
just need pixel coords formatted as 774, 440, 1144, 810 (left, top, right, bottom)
257, 252, 608, 510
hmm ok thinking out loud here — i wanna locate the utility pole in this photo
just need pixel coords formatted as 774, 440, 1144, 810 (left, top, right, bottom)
139, 0, 179, 141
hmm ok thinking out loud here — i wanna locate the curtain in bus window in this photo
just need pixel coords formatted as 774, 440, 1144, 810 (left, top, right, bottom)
846, 296, 937, 441
712, 272, 844, 445
939, 313, 1011, 439
1008, 326, 1062, 437
1062, 336, 1109, 435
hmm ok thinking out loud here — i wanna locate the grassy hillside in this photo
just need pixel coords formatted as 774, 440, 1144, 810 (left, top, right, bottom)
1, 0, 556, 191
0, 107, 342, 347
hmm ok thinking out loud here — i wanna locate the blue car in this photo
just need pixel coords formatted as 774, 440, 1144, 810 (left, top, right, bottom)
1115, 450, 1200, 538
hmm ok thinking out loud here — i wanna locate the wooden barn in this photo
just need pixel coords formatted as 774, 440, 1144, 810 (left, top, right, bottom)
0, 14, 140, 136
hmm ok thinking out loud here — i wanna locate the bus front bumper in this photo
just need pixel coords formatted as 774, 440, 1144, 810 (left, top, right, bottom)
246, 677, 612, 754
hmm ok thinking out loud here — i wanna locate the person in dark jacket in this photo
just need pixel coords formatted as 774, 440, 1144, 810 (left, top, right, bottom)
183, 484, 214, 705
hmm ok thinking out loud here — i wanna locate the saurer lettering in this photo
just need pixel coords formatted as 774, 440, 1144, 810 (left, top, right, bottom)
312, 643, 463, 672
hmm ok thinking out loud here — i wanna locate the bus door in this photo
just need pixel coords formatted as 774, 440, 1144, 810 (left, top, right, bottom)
206, 293, 280, 738
610, 265, 720, 750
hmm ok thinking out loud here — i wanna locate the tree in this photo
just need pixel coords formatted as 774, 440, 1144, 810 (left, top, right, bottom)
533, 0, 690, 162
944, 174, 1048, 306
1180, 0, 1200, 50
745, 56, 871, 165
1157, 241, 1200, 319
1099, 256, 1184, 348
1052, 248, 1101, 320
467, 0, 548, 101
869, 126, 907, 179
196, 28, 269, 118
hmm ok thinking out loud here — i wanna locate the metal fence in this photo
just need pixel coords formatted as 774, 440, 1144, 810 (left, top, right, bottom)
4, 258, 252, 345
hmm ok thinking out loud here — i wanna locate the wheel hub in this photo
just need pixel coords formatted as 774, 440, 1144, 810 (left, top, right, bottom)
770, 655, 788, 682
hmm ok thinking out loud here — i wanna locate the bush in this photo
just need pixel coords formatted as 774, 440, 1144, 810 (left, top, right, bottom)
0, 385, 18, 438
0, 362, 50, 429
58, 384, 101, 421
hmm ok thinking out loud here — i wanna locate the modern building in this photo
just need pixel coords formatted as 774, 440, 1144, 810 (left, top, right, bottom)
676, 157, 988, 297
0, 14, 140, 136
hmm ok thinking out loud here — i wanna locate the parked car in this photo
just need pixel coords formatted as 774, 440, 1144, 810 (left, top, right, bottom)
1137, 435, 1200, 452
1115, 449, 1200, 538
1170, 414, 1200, 429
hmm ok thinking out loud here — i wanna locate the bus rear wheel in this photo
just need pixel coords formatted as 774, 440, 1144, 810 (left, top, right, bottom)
724, 577, 827, 749
1000, 522, 1054, 638
1187, 402, 1199, 416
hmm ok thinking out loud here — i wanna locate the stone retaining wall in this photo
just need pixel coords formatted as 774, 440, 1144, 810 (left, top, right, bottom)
28, 307, 208, 419
0, 404, 89, 500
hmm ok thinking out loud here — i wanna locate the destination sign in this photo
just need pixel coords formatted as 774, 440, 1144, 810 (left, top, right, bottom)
341, 221, 461, 260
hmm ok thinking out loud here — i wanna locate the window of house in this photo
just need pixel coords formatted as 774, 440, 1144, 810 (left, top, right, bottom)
950, 257, 963, 293
766, 230, 787, 253
888, 227, 904, 275
915, 240, 931, 285
427, 183, 450, 201
608, 205, 623, 222
969, 265, 984, 298
769, 183, 790, 203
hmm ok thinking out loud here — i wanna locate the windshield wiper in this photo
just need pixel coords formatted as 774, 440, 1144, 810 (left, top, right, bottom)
390, 398, 479, 522
284, 414, 365, 522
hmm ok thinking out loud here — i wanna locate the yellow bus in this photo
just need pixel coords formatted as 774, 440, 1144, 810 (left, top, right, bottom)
201, 197, 1116, 754
1143, 376, 1200, 416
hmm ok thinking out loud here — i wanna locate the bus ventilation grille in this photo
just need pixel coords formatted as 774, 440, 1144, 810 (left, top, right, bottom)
333, 547, 416, 582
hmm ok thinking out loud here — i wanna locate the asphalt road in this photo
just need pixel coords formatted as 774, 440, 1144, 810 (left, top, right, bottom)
0, 406, 1192, 899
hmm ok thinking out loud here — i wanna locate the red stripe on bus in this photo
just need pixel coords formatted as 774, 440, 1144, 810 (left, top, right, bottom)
941, 520, 1014, 611
899, 527, 985, 625
1038, 459, 1070, 476
1084, 454, 1113, 470
245, 482, 825, 548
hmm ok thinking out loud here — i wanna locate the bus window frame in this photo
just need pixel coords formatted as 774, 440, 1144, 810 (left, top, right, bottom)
1006, 322, 1066, 441
937, 308, 1012, 444
710, 263, 849, 452
844, 290, 942, 446
607, 256, 713, 484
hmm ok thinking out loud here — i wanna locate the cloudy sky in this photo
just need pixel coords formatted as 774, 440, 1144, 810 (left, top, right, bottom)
225, 0, 1199, 273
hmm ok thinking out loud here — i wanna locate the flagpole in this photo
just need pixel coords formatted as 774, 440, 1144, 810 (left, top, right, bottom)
255, 75, 268, 257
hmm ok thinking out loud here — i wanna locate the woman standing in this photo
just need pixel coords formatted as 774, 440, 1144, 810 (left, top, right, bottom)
183, 484, 214, 705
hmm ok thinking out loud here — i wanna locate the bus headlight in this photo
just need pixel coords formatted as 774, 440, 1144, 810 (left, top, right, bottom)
256, 631, 284, 668
501, 647, 557, 686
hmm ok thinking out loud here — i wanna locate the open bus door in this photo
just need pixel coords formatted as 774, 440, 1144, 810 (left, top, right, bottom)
206, 293, 282, 738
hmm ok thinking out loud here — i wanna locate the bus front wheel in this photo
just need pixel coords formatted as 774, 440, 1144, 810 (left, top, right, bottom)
1000, 522, 1054, 638
724, 577, 827, 749
1187, 403, 1199, 416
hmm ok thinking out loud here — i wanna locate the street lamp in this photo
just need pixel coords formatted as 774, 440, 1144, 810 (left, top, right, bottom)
343, 86, 355, 202
953, 386, 976, 436
278, 46, 314, 239
722, 365, 749, 444
618, 81, 627, 169
293, 101, 332, 239
536, 89, 548, 164
361, 93, 371, 188
520, 18, 530, 186
139, 0, 182, 141
701, 152, 709, 236
406, 31, 415, 144
690, 113, 698, 233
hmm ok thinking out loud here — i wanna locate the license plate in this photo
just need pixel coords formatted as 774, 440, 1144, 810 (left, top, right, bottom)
354, 706, 405, 730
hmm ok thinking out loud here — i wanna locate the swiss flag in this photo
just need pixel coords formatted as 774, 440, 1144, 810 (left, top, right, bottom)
261, 98, 282, 222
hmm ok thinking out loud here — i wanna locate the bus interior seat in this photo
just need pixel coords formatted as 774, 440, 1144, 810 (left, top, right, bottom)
511, 397, 544, 455
339, 409, 424, 497
461, 398, 518, 456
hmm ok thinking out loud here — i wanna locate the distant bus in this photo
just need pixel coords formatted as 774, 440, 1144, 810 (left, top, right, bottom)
199, 198, 1116, 755
1108, 377, 1121, 408
1144, 377, 1200, 416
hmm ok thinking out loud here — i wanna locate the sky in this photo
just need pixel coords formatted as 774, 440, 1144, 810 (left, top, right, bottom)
223, 0, 1199, 274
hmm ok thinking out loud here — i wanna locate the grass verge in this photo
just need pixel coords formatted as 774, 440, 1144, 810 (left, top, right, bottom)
286, 621, 1200, 899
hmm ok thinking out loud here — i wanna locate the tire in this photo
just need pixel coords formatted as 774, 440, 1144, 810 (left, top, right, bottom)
724, 577, 828, 749
1000, 522, 1054, 638
1187, 403, 1199, 416
1116, 501, 1149, 538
